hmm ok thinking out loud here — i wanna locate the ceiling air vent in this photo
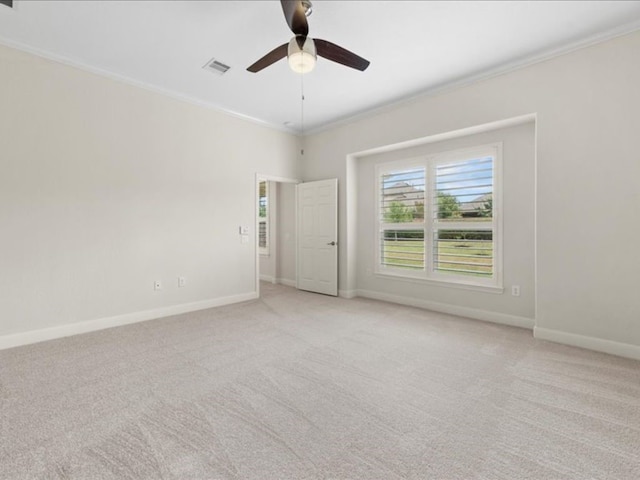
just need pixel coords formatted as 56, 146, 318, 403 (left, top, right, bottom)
203, 58, 231, 76
0, 0, 13, 8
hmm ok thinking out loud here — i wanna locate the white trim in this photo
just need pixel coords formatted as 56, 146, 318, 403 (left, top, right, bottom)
354, 115, 536, 159
534, 327, 640, 362
339, 289, 356, 299
356, 289, 534, 329
0, 35, 295, 135
277, 278, 297, 288
0, 292, 258, 351
259, 274, 276, 284
306, 22, 640, 135
373, 271, 504, 294
533, 120, 539, 321
295, 183, 299, 290
494, 142, 504, 288
255, 175, 300, 184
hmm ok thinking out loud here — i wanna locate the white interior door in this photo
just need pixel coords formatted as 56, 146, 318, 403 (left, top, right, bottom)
297, 179, 338, 296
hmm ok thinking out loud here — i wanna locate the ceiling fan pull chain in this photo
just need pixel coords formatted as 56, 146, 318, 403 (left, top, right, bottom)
300, 72, 305, 140
300, 73, 305, 155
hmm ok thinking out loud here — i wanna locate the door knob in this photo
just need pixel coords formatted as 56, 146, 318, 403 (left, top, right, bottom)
327, 241, 336, 246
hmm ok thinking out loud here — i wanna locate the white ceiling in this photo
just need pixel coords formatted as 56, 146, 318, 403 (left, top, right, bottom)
1, 1, 640, 133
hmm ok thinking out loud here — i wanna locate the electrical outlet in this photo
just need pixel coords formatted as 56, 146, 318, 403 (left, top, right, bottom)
178, 276, 186, 288
154, 280, 162, 291
511, 285, 520, 297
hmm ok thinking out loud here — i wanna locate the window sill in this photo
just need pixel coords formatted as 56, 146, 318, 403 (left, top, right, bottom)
374, 271, 504, 294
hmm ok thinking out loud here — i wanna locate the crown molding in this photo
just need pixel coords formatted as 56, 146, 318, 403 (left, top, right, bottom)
304, 20, 640, 136
0, 35, 296, 135
2, 17, 640, 137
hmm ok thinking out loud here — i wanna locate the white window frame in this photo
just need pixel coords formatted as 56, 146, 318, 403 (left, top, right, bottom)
375, 143, 503, 292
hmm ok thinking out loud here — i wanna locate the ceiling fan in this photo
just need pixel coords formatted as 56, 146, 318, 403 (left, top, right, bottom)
247, 0, 370, 74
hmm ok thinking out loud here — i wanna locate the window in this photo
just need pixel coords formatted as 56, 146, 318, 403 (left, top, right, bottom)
377, 144, 501, 288
258, 180, 269, 254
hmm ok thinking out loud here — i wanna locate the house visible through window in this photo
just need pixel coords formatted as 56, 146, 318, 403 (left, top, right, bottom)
377, 144, 500, 287
259, 180, 269, 254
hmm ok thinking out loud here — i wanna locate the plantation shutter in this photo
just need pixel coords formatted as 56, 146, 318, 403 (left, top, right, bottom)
432, 155, 494, 278
258, 181, 269, 253
379, 167, 426, 270
376, 144, 500, 287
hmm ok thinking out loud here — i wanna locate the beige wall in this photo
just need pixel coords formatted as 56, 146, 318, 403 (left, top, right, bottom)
0, 44, 299, 339
302, 30, 640, 354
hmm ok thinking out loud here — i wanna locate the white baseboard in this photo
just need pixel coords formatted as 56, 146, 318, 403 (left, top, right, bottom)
356, 289, 534, 329
534, 327, 640, 361
339, 289, 356, 299
0, 292, 258, 351
277, 278, 297, 288
259, 274, 276, 283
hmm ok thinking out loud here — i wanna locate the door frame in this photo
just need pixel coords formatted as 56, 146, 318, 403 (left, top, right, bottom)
255, 173, 299, 298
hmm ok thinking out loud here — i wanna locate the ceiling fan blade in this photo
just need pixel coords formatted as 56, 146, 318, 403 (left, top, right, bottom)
247, 43, 289, 73
314, 39, 370, 71
281, 0, 309, 37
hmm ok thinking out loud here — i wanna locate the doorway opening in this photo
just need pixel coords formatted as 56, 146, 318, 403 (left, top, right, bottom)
255, 175, 299, 298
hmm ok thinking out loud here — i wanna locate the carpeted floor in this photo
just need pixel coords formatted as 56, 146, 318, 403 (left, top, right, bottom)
1, 282, 639, 479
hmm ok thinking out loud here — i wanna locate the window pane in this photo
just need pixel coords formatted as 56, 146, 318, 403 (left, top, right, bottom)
381, 230, 424, 270
381, 168, 425, 223
259, 181, 267, 218
259, 221, 267, 248
435, 156, 493, 222
434, 230, 493, 277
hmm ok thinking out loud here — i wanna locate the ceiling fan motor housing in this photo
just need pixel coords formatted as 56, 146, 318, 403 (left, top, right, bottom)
301, 0, 313, 17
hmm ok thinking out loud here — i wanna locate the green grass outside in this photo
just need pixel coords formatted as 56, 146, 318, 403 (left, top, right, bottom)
382, 239, 493, 276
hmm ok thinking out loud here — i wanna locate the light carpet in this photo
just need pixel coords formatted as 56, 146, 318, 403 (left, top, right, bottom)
1, 282, 639, 479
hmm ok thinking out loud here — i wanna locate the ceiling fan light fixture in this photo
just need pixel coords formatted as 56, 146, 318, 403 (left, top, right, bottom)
288, 36, 316, 74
